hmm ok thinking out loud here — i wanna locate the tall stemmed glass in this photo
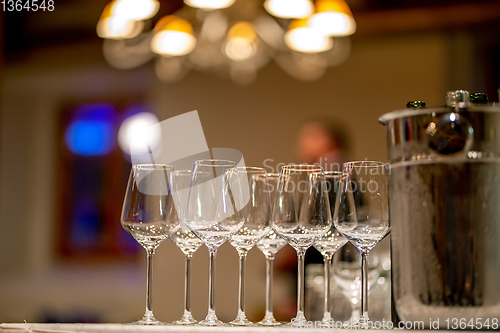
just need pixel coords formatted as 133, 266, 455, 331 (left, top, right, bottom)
229, 167, 271, 326
185, 159, 245, 326
333, 161, 390, 327
332, 243, 381, 322
121, 164, 180, 325
256, 173, 286, 326
171, 170, 204, 325
272, 164, 331, 326
313, 171, 348, 326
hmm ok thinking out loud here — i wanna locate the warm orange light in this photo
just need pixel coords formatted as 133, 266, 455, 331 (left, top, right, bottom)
184, 0, 235, 10
112, 0, 159, 21
154, 15, 194, 34
285, 18, 333, 53
227, 22, 257, 41
287, 18, 309, 31
97, 2, 144, 40
97, 17, 144, 39
264, 0, 313, 19
315, 0, 353, 16
151, 16, 197, 56
308, 0, 356, 36
225, 22, 258, 61
99, 2, 114, 20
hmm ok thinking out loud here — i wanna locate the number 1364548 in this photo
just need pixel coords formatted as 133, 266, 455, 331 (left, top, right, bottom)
2, 0, 54, 11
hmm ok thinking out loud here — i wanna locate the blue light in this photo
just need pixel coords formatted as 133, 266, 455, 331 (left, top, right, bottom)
64, 104, 117, 155
70, 198, 100, 251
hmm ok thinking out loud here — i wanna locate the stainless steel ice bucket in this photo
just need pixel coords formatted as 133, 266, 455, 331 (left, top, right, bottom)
379, 91, 500, 329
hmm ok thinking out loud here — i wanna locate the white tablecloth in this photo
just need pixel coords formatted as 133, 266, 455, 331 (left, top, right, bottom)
0, 323, 470, 333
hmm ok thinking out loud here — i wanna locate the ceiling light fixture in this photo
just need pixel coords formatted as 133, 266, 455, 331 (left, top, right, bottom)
97, 0, 356, 84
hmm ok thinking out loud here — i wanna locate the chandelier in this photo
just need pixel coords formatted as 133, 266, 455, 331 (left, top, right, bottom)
97, 0, 356, 85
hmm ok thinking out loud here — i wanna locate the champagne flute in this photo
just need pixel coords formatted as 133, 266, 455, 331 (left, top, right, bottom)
228, 167, 271, 326
121, 164, 180, 325
184, 159, 245, 326
313, 171, 348, 326
272, 164, 331, 326
333, 161, 390, 328
171, 170, 204, 325
256, 173, 286, 326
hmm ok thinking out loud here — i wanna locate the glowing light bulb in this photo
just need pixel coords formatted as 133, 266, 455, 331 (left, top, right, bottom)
224, 22, 257, 61
308, 12, 355, 36
151, 16, 197, 56
264, 0, 313, 19
184, 0, 235, 10
96, 17, 143, 39
112, 0, 159, 21
118, 112, 161, 156
308, 0, 356, 36
151, 31, 197, 56
284, 19, 333, 53
225, 38, 255, 61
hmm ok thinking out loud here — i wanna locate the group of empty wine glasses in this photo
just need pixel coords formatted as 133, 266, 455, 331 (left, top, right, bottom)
121, 159, 390, 327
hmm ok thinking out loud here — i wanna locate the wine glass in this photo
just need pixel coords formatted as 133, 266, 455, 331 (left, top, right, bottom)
184, 159, 245, 326
228, 167, 271, 326
121, 164, 180, 325
333, 161, 390, 328
332, 243, 381, 323
272, 164, 331, 326
170, 170, 204, 325
312, 171, 348, 326
256, 173, 286, 326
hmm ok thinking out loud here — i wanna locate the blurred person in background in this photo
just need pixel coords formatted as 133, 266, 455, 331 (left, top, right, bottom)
295, 118, 350, 171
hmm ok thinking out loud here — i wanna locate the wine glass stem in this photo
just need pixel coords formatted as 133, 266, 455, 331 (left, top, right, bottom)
184, 254, 192, 314
361, 251, 368, 319
323, 254, 333, 318
208, 247, 217, 316
145, 248, 155, 318
297, 249, 306, 318
237, 251, 248, 316
265, 254, 275, 316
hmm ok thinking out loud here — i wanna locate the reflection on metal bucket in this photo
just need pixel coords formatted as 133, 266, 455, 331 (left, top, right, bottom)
380, 91, 500, 328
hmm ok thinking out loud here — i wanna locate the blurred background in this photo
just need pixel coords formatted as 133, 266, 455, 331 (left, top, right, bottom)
1, 0, 500, 324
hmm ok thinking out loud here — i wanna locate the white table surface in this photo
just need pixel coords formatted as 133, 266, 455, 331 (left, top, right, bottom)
0, 323, 473, 333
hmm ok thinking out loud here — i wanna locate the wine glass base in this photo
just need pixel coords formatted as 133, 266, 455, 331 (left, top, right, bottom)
196, 319, 228, 327
317, 313, 338, 328
173, 313, 197, 325
126, 315, 168, 326
196, 312, 228, 327
256, 316, 282, 326
283, 313, 308, 328
229, 316, 255, 326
